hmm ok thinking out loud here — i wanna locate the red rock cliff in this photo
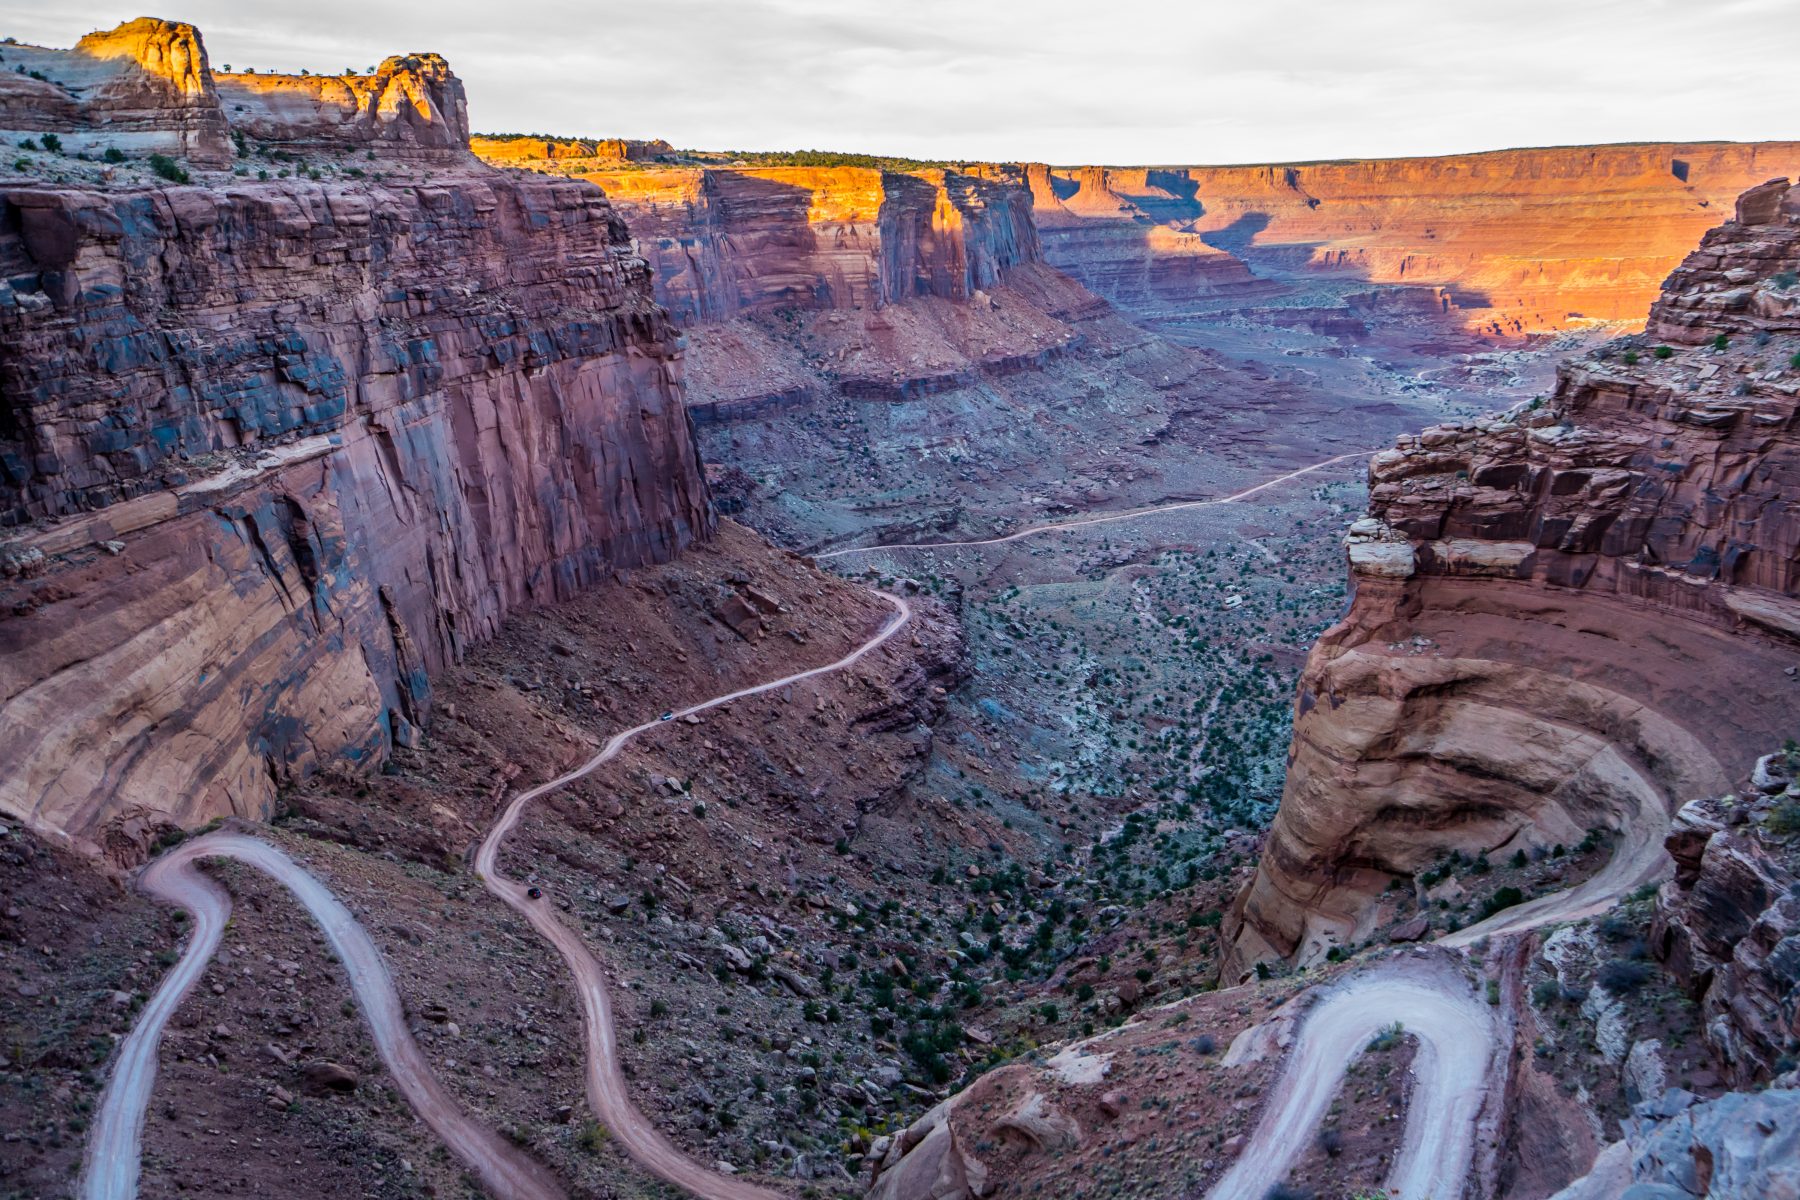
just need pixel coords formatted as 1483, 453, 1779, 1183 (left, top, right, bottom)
0, 27, 711, 859
1224, 180, 1800, 976
1036, 144, 1800, 335
523, 163, 1041, 325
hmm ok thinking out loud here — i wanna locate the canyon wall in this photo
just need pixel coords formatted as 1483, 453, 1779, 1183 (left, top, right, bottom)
573, 165, 1040, 324
1036, 143, 1800, 334
0, 23, 712, 858
476, 143, 1095, 421
1223, 180, 1800, 977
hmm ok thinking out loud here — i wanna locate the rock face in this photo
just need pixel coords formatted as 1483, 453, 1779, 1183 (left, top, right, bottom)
0, 17, 233, 166
1223, 180, 1800, 976
469, 135, 673, 167
212, 56, 469, 160
1024, 163, 1277, 310
1033, 144, 1800, 335
0, 25, 711, 857
1651, 788, 1800, 1088
1550, 1088, 1800, 1200
575, 165, 1040, 324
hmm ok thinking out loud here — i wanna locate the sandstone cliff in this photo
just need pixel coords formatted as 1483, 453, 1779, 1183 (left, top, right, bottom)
1035, 144, 1800, 335
0, 18, 232, 166
212, 55, 469, 161
1224, 179, 1800, 977
577, 165, 1040, 323
0, 24, 711, 858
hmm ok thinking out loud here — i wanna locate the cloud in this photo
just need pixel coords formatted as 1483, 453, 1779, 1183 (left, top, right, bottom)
3, 0, 1793, 162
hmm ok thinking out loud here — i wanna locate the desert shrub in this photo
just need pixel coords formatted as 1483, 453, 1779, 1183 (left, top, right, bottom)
1774, 270, 1799, 290
1266, 1184, 1316, 1200
1622, 349, 1640, 365
1598, 959, 1653, 994
1766, 799, 1800, 837
1713, 334, 1730, 351
1532, 978, 1561, 1006
1319, 1126, 1344, 1156
1367, 1021, 1405, 1052
39, 133, 61, 153
103, 146, 125, 163
148, 153, 189, 183
1653, 345, 1675, 359
1480, 886, 1525, 918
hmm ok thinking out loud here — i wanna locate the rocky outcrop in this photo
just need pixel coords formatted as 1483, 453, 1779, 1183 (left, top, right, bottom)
1651, 781, 1800, 1087
0, 17, 232, 166
0, 31, 712, 857
1550, 1088, 1800, 1200
0, 19, 470, 168
212, 56, 470, 161
1034, 143, 1800, 335
469, 136, 674, 167
1224, 181, 1800, 977
570, 165, 1040, 324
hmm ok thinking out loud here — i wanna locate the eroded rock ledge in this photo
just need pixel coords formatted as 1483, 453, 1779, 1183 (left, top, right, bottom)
1224, 180, 1800, 978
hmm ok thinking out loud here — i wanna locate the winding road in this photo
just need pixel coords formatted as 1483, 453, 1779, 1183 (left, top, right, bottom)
1210, 792, 1675, 1200
1208, 958, 1499, 1200
815, 451, 1372, 560
471, 590, 913, 1200
87, 592, 912, 1200
82, 834, 564, 1200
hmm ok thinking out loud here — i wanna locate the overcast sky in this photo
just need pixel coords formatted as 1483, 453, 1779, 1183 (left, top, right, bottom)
6, 0, 1795, 164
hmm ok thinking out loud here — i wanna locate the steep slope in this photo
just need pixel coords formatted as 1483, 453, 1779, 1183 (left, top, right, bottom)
0, 22, 711, 857
1035, 143, 1800, 336
1223, 179, 1800, 978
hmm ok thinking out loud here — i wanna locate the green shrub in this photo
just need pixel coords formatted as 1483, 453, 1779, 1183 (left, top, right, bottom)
1713, 334, 1730, 351
1774, 270, 1799, 290
1531, 978, 1561, 1006
148, 153, 189, 183
1480, 886, 1525, 918
1790, 352, 1800, 371
1367, 1021, 1405, 1052
39, 133, 61, 153
1622, 349, 1640, 365
1766, 799, 1800, 837
103, 146, 125, 163
17, 137, 37, 151
1653, 345, 1674, 359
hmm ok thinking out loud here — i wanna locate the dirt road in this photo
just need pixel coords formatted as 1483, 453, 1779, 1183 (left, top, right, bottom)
816, 451, 1371, 560
82, 833, 564, 1200
1209, 956, 1498, 1200
471, 591, 914, 1200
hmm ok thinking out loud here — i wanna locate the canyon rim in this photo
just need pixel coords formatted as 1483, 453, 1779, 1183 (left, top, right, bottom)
1, 9, 1797, 1200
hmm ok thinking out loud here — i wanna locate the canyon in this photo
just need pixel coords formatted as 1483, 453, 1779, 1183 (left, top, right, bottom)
1033, 143, 1800, 337
2, 13, 1798, 1200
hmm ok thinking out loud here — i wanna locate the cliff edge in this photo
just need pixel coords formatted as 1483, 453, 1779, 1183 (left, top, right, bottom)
1225, 179, 1800, 977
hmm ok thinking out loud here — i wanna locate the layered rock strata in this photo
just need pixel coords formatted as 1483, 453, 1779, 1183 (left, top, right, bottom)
0, 18, 232, 166
1034, 144, 1800, 335
0, 24, 711, 856
1224, 180, 1800, 977
1651, 772, 1800, 1088
577, 165, 1040, 323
